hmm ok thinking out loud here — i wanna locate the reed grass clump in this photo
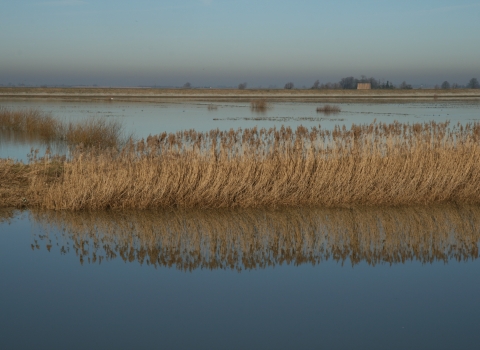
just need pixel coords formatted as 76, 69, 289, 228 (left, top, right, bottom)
0, 107, 62, 141
250, 99, 269, 112
0, 107, 124, 148
316, 105, 341, 113
65, 118, 123, 148
2, 119, 479, 210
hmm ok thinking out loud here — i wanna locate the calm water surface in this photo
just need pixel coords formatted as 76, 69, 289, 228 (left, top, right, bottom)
1, 206, 479, 350
1, 99, 479, 160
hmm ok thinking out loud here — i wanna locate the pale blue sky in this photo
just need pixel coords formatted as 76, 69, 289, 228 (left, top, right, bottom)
1, 0, 479, 87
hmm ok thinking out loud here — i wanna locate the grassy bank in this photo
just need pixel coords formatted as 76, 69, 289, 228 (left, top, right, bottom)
1, 114, 480, 210
1, 87, 480, 103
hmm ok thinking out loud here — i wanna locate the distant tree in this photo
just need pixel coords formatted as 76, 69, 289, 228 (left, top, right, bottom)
366, 77, 380, 89
238, 82, 247, 90
399, 81, 413, 89
312, 79, 320, 89
434, 84, 440, 89
339, 76, 357, 89
441, 81, 450, 89
284, 82, 294, 89
183, 82, 191, 88
451, 83, 459, 89
467, 78, 480, 89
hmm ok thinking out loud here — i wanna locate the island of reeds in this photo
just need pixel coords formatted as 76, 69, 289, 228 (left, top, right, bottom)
1, 108, 480, 210
250, 99, 269, 112
316, 104, 341, 113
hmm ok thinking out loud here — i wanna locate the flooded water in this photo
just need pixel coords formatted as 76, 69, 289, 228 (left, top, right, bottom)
1, 100, 480, 349
1, 99, 479, 160
1, 206, 480, 350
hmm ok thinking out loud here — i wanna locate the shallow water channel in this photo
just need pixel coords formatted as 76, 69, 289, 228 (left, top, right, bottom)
1, 100, 480, 349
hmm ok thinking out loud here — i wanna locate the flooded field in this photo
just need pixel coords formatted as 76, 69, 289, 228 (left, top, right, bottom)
1, 99, 479, 160
1, 99, 480, 349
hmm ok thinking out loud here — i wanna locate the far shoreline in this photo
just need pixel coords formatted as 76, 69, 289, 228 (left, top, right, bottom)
1, 87, 479, 103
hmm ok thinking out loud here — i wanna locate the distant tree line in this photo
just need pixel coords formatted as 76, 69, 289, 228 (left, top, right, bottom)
434, 78, 479, 89
467, 78, 479, 89
310, 76, 401, 90
307, 76, 480, 90
180, 77, 479, 90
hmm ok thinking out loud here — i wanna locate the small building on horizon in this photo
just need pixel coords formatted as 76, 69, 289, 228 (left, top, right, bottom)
357, 82, 371, 90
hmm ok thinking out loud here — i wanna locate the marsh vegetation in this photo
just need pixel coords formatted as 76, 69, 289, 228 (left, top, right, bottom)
1, 108, 480, 210
0, 107, 124, 148
250, 99, 270, 112
316, 104, 341, 114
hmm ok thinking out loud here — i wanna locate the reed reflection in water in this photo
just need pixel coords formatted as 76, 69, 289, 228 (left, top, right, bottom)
0, 129, 67, 158
28, 205, 480, 271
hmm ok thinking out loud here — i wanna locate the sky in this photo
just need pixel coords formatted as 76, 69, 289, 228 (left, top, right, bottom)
1, 0, 479, 87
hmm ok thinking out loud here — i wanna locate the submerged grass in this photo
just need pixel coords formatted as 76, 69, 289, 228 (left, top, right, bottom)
316, 104, 341, 113
207, 104, 218, 111
2, 118, 480, 210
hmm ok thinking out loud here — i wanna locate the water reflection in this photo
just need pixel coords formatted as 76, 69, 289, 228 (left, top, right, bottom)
30, 205, 480, 270
0, 208, 16, 223
0, 129, 67, 160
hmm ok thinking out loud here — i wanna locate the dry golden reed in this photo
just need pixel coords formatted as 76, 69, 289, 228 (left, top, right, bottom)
316, 105, 341, 113
0, 107, 123, 148
0, 107, 62, 141
30, 205, 480, 270
250, 99, 269, 112
2, 118, 480, 210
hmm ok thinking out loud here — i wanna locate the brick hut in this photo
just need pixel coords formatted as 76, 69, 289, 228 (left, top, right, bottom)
357, 83, 371, 90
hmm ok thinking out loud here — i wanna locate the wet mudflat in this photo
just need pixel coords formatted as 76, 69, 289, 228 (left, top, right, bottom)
1, 206, 480, 350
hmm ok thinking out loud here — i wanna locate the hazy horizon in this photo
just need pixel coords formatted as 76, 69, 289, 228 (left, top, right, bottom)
1, 0, 479, 88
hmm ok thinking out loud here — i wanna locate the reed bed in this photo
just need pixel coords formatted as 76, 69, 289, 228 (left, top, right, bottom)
0, 108, 62, 141
250, 99, 269, 112
316, 104, 341, 113
64, 118, 124, 148
2, 120, 480, 210
30, 205, 480, 270
0, 107, 124, 148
